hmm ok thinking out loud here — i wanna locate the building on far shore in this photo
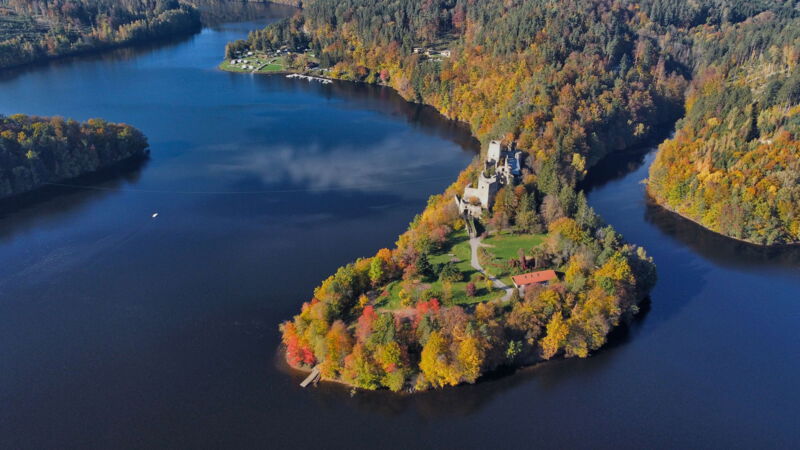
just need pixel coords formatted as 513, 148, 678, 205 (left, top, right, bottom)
454, 140, 523, 218
511, 270, 558, 293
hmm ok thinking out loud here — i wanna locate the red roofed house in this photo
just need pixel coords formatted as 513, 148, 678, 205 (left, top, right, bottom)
511, 270, 558, 293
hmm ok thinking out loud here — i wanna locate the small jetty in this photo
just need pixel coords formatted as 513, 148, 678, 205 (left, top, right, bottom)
299, 366, 321, 388
286, 73, 333, 84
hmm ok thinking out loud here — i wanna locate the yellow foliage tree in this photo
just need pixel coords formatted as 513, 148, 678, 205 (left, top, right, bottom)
540, 312, 569, 359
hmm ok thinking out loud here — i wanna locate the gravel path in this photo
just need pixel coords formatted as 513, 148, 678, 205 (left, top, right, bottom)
468, 235, 514, 302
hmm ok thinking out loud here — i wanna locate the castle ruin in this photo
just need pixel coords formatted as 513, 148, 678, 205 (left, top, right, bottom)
455, 140, 523, 218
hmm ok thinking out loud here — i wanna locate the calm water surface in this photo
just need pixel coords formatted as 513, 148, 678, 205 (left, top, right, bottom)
1, 7, 799, 449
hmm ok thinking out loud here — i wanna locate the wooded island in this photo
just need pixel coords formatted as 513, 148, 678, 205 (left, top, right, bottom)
0, 114, 149, 199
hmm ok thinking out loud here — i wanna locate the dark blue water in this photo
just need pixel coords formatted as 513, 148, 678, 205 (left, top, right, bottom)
0, 6, 798, 449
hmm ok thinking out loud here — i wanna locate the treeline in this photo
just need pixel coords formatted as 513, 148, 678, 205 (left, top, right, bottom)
0, 114, 149, 198
639, 0, 792, 28
648, 5, 800, 245
0, 0, 201, 69
281, 148, 656, 391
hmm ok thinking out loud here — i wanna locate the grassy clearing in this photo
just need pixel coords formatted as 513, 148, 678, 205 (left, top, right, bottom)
261, 63, 284, 72
375, 228, 503, 310
483, 230, 545, 259
219, 59, 255, 72
219, 54, 287, 73
220, 50, 322, 75
480, 230, 546, 284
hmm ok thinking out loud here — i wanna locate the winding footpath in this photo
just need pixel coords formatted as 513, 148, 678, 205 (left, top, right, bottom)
468, 233, 515, 302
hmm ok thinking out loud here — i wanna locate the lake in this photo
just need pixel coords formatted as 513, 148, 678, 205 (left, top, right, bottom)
1, 5, 798, 449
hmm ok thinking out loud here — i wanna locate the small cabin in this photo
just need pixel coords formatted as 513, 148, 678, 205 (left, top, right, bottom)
511, 270, 558, 293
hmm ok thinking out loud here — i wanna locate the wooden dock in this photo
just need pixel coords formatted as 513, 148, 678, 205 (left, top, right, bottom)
286, 73, 333, 84
299, 366, 321, 388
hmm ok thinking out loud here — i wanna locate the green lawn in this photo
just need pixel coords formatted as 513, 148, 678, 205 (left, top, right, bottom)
375, 228, 503, 310
219, 55, 287, 73
220, 51, 322, 75
373, 228, 548, 311
261, 63, 284, 72
219, 59, 256, 72
480, 230, 546, 284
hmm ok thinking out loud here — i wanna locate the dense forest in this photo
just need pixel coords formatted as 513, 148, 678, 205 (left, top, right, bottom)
0, 0, 201, 69
231, 0, 800, 389
648, 7, 800, 245
0, 114, 149, 198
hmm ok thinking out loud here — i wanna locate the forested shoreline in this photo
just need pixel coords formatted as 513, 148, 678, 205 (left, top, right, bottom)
225, 0, 800, 391
234, 0, 799, 246
647, 7, 800, 245
0, 114, 149, 199
280, 163, 656, 391
0, 0, 202, 69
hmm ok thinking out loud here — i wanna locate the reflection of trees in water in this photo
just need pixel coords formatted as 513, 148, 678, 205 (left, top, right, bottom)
579, 147, 649, 193
579, 129, 674, 194
644, 199, 800, 270
582, 126, 800, 271
0, 158, 148, 243
267, 76, 480, 154
299, 305, 649, 419
0, 35, 197, 83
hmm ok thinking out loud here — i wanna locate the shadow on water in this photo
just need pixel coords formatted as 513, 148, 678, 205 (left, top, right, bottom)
324, 81, 480, 152
0, 36, 197, 83
581, 132, 800, 273
290, 300, 653, 419
0, 157, 148, 243
579, 146, 651, 193
579, 128, 674, 194
644, 199, 800, 271
257, 75, 481, 154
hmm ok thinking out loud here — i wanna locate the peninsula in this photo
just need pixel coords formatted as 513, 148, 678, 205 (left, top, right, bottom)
224, 0, 667, 392
0, 114, 149, 199
224, 0, 799, 390
282, 139, 655, 391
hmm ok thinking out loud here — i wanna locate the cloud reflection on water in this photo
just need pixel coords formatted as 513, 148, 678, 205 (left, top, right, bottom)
210, 135, 458, 194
